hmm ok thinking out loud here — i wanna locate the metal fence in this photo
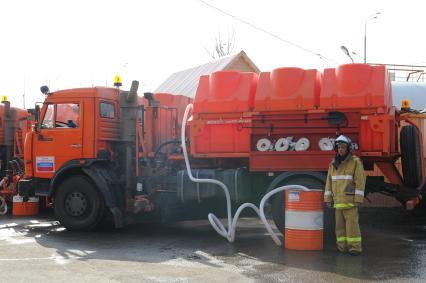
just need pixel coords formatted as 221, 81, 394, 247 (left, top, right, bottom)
369, 63, 426, 82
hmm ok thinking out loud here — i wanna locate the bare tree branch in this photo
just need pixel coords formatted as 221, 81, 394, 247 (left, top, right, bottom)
205, 27, 237, 59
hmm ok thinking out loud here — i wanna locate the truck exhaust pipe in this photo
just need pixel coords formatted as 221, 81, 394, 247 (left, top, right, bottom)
126, 80, 139, 103
120, 81, 139, 192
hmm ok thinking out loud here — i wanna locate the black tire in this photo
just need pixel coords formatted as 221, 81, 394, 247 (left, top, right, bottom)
400, 125, 421, 187
54, 175, 105, 231
271, 176, 334, 238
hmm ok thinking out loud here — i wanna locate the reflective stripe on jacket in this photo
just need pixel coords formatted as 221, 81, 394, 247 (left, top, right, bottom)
324, 154, 366, 208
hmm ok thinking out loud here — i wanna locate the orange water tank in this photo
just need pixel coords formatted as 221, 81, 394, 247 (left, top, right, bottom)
143, 93, 193, 153
254, 67, 322, 111
190, 71, 258, 156
193, 71, 258, 113
12, 195, 39, 216
320, 64, 392, 111
152, 93, 193, 127
284, 190, 323, 250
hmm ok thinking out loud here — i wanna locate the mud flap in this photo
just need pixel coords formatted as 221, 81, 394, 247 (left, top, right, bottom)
82, 165, 125, 228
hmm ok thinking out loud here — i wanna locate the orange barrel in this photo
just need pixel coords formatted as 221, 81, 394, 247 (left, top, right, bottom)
284, 190, 323, 250
12, 195, 39, 216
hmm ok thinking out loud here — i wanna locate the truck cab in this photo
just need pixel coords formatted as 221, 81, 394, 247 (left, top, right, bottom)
20, 87, 124, 230
18, 81, 194, 231
25, 87, 120, 180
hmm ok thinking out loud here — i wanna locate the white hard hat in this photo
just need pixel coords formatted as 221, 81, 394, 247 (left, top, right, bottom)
334, 135, 352, 151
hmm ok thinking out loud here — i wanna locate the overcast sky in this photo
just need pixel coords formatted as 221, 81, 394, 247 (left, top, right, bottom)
1, 0, 425, 108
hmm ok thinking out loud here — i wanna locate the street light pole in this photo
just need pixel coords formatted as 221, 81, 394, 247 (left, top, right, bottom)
364, 22, 367, 63
340, 46, 354, 63
364, 12, 381, 64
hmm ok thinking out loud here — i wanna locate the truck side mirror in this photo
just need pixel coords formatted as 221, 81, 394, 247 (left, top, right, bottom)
34, 104, 40, 131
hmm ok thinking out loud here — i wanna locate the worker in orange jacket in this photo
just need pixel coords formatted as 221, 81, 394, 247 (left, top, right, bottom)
324, 135, 366, 255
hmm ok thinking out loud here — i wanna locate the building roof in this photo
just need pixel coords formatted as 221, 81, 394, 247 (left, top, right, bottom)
155, 50, 260, 98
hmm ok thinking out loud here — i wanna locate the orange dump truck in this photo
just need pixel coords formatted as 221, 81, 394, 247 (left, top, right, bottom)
0, 100, 31, 171
0, 100, 32, 213
15, 63, 424, 232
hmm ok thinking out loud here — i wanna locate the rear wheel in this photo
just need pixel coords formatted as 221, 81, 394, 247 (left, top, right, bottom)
54, 175, 105, 231
400, 125, 421, 187
271, 176, 334, 238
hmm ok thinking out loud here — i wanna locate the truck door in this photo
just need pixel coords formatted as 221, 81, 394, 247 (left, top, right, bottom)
33, 102, 83, 178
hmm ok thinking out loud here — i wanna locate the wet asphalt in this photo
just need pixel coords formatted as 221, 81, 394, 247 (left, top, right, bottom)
0, 207, 426, 282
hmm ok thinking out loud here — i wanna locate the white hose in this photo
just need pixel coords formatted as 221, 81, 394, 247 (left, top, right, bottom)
181, 104, 310, 246
0, 196, 8, 215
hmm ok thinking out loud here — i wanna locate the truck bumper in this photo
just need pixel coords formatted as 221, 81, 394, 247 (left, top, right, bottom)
18, 179, 35, 197
18, 178, 50, 197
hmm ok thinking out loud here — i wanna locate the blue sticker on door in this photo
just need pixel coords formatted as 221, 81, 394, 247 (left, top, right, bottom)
36, 156, 55, 173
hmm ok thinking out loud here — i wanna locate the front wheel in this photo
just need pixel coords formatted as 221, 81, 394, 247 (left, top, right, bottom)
54, 175, 105, 231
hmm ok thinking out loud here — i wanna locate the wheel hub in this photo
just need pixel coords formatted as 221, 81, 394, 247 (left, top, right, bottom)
65, 192, 88, 217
